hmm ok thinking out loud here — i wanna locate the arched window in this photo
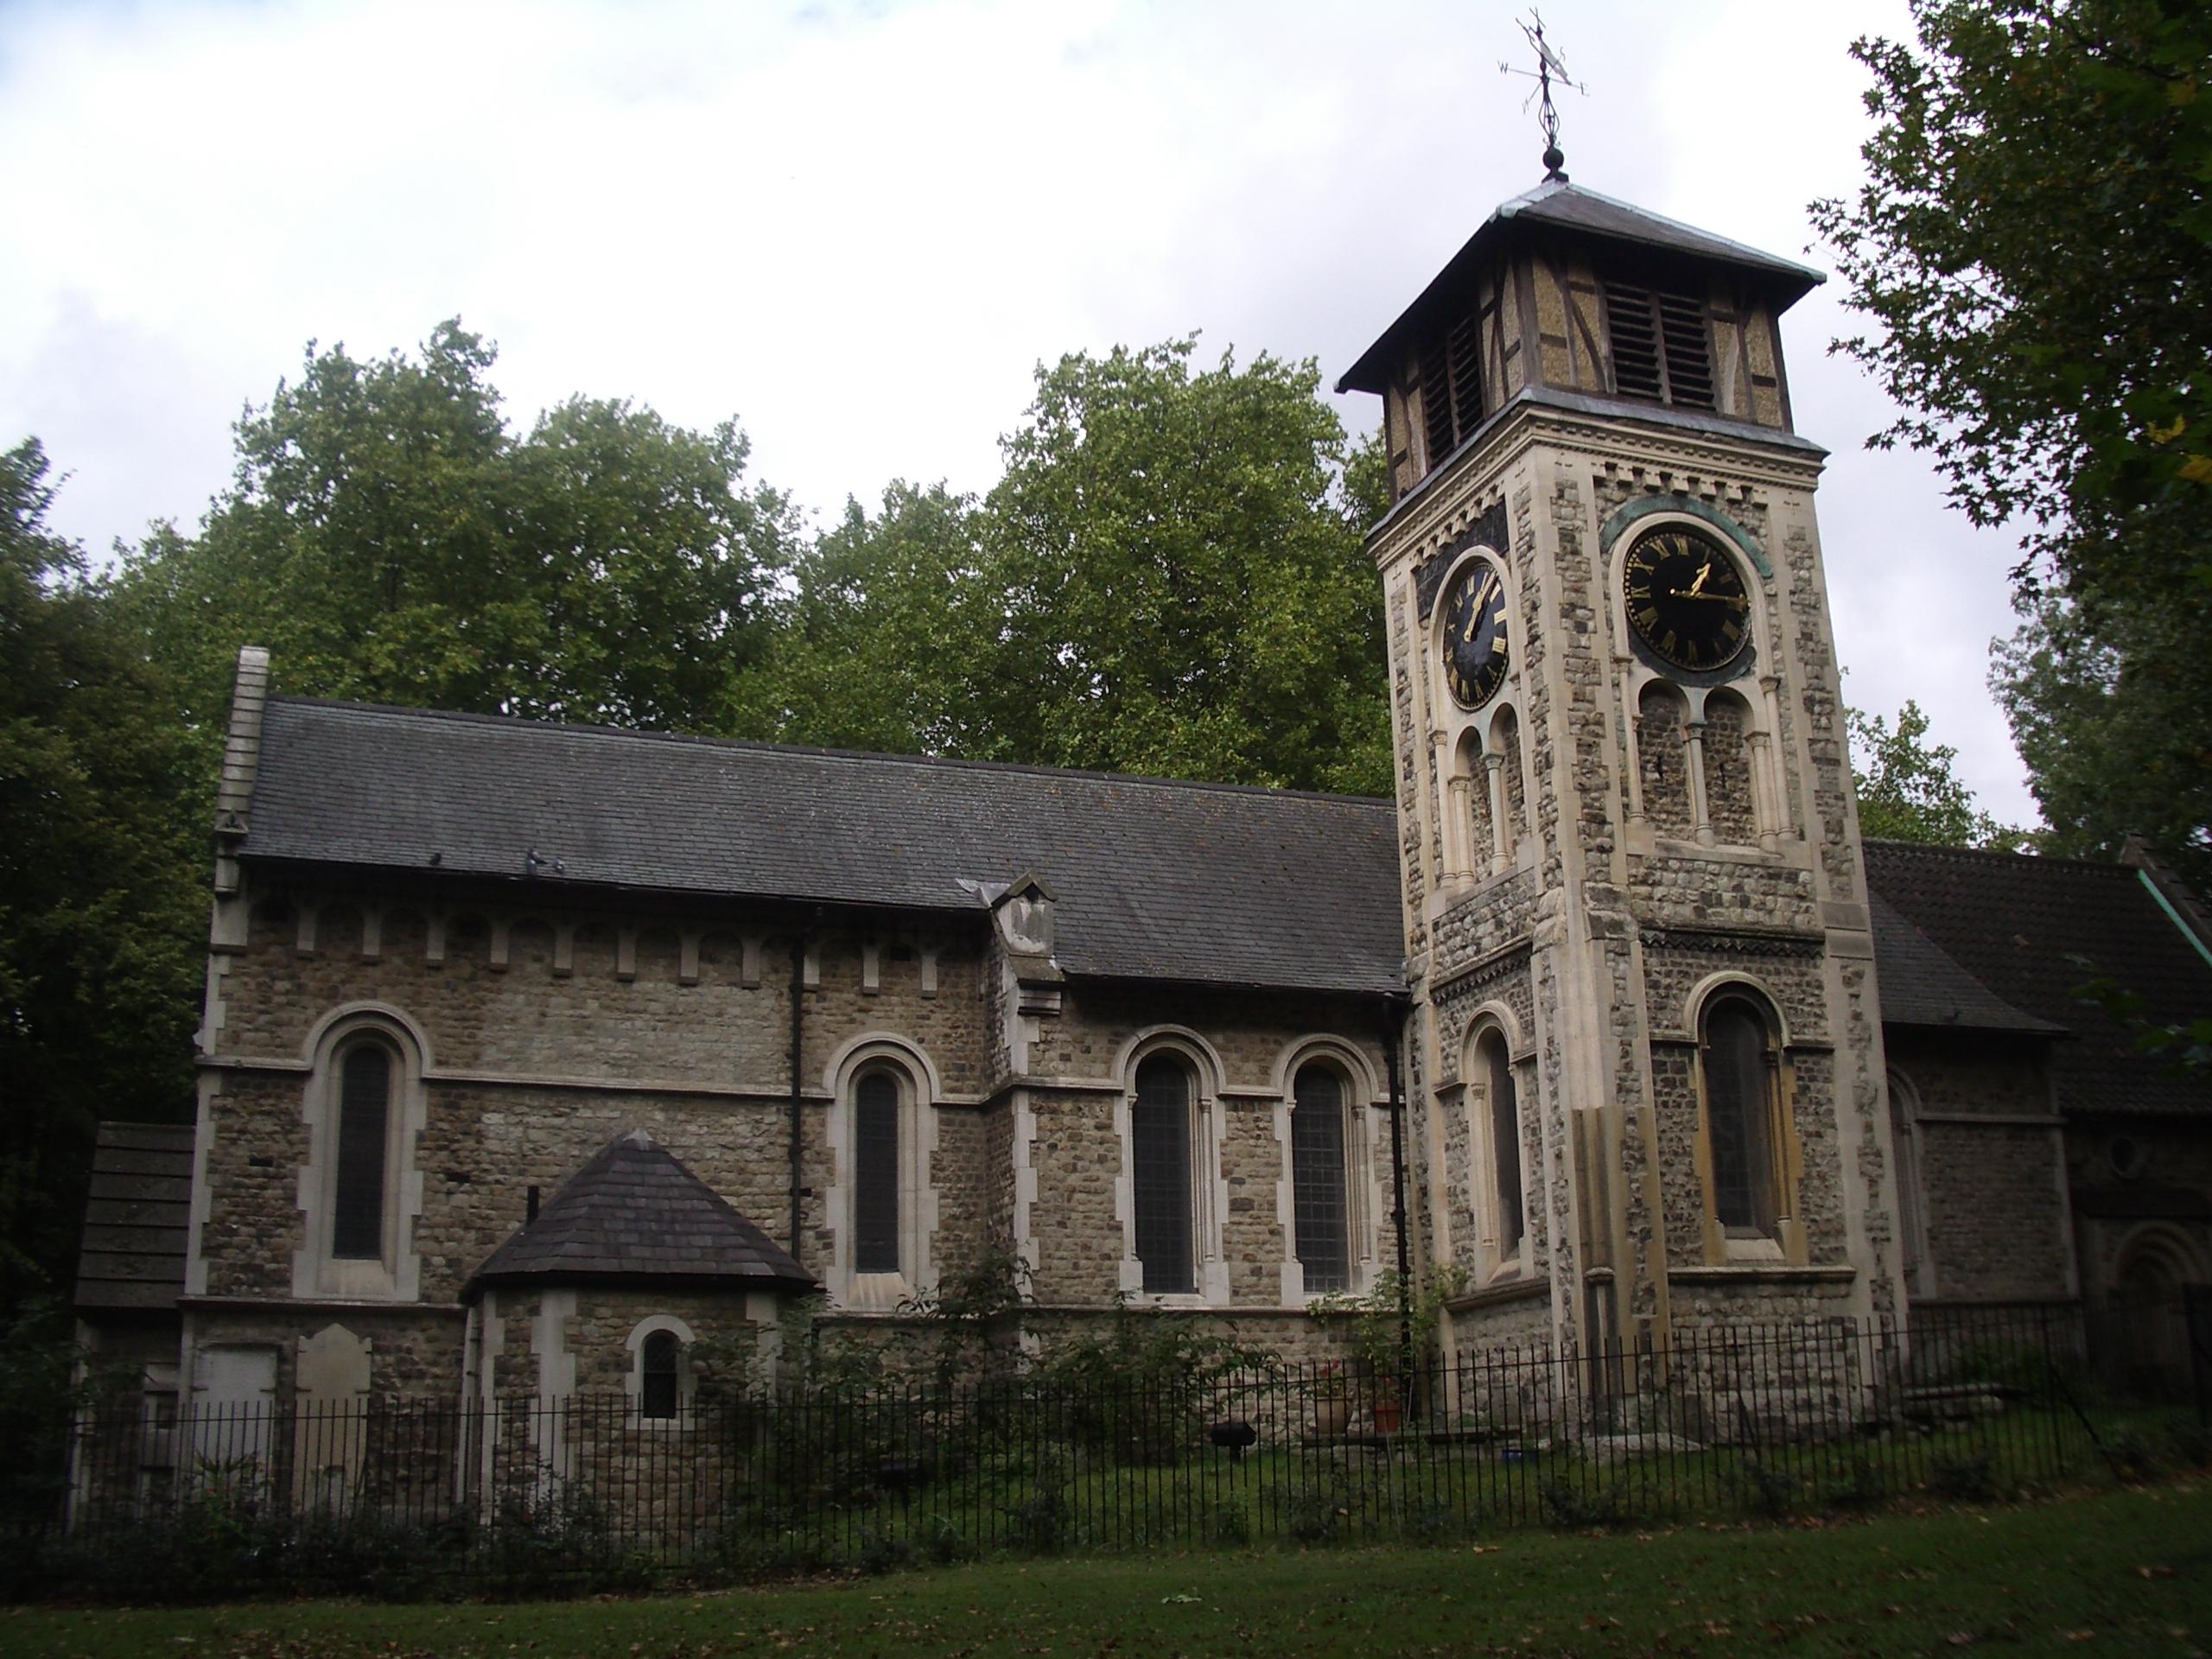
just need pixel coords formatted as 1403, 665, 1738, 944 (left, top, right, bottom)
332, 1042, 393, 1261
1132, 1054, 1195, 1294
1702, 995, 1782, 1236
1477, 1029, 1525, 1258
639, 1330, 682, 1421
1291, 1065, 1350, 1294
853, 1069, 901, 1275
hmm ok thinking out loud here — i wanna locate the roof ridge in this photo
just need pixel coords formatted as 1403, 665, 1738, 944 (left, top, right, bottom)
1496, 179, 1826, 283
1864, 838, 2127, 875
264, 695, 1396, 809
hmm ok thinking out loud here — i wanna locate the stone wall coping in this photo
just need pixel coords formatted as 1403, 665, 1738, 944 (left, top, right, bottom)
1445, 1274, 1552, 1313
1666, 1264, 1857, 1284
181, 1294, 468, 1316
1647, 1030, 1836, 1054
198, 1052, 995, 1107
1912, 1110, 2064, 1128
1638, 838, 1809, 870
1019, 1302, 1349, 1319
200, 1051, 1342, 1109
1429, 938, 1534, 999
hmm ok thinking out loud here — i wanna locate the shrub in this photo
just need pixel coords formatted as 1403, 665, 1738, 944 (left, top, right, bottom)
1539, 1478, 1624, 1530
1735, 1457, 1798, 1520
2164, 1417, 2212, 1470
1006, 1452, 1071, 1554
1286, 1487, 1345, 1544
1929, 1452, 1999, 1503
1211, 1496, 1254, 1546
1821, 1458, 1889, 1514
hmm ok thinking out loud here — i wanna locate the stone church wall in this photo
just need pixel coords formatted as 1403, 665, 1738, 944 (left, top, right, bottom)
1889, 1033, 2072, 1304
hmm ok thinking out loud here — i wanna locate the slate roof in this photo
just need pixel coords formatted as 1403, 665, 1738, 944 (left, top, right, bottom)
1866, 889, 2059, 1034
73, 1122, 194, 1313
244, 696, 1408, 996
469, 1131, 815, 1294
1864, 842, 2212, 1117
1338, 177, 1824, 395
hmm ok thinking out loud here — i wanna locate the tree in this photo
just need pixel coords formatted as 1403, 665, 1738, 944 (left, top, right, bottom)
1847, 699, 2024, 849
1812, 0, 2211, 878
1992, 594, 2212, 876
1810, 0, 2210, 592
113, 321, 803, 749
977, 340, 1389, 795
0, 441, 203, 1312
740, 341, 1393, 797
737, 481, 999, 758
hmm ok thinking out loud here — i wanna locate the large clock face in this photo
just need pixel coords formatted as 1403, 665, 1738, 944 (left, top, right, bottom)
1440, 558, 1510, 709
1621, 524, 1753, 674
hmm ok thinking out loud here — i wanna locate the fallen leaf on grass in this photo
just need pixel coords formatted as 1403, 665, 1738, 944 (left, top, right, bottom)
2139, 1566, 2175, 1580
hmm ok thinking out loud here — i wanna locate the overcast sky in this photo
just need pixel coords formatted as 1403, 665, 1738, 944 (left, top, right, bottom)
0, 0, 2038, 823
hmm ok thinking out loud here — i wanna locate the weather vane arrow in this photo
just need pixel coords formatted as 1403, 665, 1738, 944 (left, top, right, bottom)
1500, 10, 1586, 182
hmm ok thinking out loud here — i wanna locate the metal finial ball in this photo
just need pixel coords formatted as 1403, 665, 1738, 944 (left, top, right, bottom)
1542, 143, 1567, 179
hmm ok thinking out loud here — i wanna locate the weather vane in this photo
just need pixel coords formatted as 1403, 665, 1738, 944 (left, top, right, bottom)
1499, 10, 1586, 182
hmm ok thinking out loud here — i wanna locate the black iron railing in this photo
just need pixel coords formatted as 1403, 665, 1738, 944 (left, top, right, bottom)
15, 1299, 2208, 1599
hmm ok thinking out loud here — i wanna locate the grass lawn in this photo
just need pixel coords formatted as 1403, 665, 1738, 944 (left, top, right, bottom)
9, 1482, 2209, 1658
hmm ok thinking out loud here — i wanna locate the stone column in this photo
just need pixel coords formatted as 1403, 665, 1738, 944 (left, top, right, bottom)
1446, 773, 1476, 880
1484, 753, 1511, 875
1684, 719, 1715, 848
1747, 730, 1781, 852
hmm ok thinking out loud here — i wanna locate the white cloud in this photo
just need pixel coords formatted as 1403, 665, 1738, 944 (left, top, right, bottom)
0, 0, 2038, 823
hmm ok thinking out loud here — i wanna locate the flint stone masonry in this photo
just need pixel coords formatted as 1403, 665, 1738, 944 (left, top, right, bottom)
84, 180, 2208, 1422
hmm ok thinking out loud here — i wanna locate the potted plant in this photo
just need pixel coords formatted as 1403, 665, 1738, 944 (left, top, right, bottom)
1316, 1264, 1470, 1434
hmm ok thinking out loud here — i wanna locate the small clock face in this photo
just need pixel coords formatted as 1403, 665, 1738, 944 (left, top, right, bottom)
1621, 524, 1753, 674
1440, 559, 1510, 709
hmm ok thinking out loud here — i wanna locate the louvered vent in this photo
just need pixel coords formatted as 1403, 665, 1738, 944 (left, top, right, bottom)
1419, 340, 1454, 473
1416, 307, 1484, 475
1604, 279, 1665, 400
1657, 292, 1715, 409
1605, 277, 1714, 410
1446, 315, 1483, 437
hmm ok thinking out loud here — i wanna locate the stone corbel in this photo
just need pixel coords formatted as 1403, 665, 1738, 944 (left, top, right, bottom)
992, 872, 1064, 1016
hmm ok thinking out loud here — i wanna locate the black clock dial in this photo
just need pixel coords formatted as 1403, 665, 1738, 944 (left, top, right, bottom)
1621, 524, 1752, 674
1440, 559, 1510, 709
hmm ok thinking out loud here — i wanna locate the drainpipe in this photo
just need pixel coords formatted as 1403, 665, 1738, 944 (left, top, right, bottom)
788, 925, 807, 1259
1382, 995, 1414, 1379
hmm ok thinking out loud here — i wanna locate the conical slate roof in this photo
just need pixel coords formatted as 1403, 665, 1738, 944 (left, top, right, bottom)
468, 1130, 816, 1295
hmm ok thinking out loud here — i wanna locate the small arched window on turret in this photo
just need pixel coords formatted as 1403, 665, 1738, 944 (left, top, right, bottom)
639, 1330, 682, 1421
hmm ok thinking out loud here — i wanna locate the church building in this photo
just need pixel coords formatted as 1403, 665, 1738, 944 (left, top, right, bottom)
75, 168, 2212, 1427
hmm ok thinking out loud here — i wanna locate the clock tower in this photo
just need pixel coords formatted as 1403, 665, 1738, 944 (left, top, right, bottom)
1337, 171, 1908, 1355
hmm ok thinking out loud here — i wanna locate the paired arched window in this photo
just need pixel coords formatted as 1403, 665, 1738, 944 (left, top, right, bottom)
331, 1042, 395, 1261
1291, 1065, 1351, 1294
1132, 1054, 1195, 1294
852, 1068, 902, 1276
1701, 994, 1783, 1237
